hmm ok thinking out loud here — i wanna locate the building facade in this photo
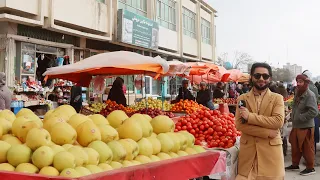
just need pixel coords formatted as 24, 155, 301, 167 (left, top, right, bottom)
0, 0, 216, 100
283, 63, 302, 78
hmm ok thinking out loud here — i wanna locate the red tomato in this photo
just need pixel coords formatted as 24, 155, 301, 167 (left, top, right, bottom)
177, 126, 181, 130
205, 124, 210, 129
207, 136, 213, 141
211, 141, 218, 147
208, 121, 214, 126
204, 131, 208, 135
217, 132, 223, 136
190, 129, 196, 134
186, 122, 192, 126
182, 126, 187, 130
191, 114, 196, 119
219, 142, 225, 147
221, 128, 227, 133
226, 132, 233, 137
176, 122, 181, 126
195, 140, 201, 145
208, 128, 214, 134
213, 135, 220, 140
199, 137, 205, 141
200, 125, 205, 130
221, 138, 228, 143
213, 110, 219, 115
226, 143, 234, 148
228, 139, 234, 144
215, 139, 221, 143
215, 126, 222, 132
182, 120, 187, 125
187, 125, 193, 130
174, 129, 178, 132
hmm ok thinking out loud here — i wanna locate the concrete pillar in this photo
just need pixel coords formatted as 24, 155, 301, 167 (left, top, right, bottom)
196, 1, 201, 60
5, 38, 16, 87
211, 13, 216, 62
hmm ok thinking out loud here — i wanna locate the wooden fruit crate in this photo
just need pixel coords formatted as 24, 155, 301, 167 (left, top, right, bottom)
80, 107, 95, 116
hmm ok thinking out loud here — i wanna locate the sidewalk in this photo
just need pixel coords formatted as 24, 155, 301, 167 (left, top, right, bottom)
284, 143, 320, 179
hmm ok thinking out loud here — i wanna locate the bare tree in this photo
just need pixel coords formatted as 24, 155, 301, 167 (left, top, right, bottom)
217, 51, 253, 70
232, 51, 253, 69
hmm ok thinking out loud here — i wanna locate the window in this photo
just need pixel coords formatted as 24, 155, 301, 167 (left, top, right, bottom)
156, 0, 176, 31
167, 77, 182, 95
118, 0, 147, 17
201, 18, 211, 44
182, 7, 196, 38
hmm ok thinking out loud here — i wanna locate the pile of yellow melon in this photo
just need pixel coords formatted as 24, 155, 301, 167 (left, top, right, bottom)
0, 105, 205, 178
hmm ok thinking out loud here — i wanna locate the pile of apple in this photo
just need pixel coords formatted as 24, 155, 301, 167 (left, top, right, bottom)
88, 102, 107, 113
99, 100, 135, 116
0, 105, 205, 178
130, 97, 172, 111
175, 109, 241, 149
134, 108, 175, 118
170, 100, 209, 114
215, 98, 237, 105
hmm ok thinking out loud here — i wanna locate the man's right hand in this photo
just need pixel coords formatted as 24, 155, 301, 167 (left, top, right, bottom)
268, 130, 279, 138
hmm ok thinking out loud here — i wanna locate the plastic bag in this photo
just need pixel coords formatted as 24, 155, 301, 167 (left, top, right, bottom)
134, 75, 145, 90
92, 76, 106, 94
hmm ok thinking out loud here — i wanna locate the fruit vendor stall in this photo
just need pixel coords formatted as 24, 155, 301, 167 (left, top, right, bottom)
0, 104, 230, 180
0, 51, 232, 179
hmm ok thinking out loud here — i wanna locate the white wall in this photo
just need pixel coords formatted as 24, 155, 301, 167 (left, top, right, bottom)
181, 0, 196, 12
53, 0, 108, 33
4, 0, 39, 15
0, 0, 5, 7
201, 43, 212, 59
183, 35, 197, 56
43, 0, 49, 17
200, 8, 211, 21
159, 26, 179, 52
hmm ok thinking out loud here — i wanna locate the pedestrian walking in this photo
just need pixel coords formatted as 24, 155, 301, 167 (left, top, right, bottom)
0, 72, 12, 110
285, 74, 318, 176
235, 62, 285, 180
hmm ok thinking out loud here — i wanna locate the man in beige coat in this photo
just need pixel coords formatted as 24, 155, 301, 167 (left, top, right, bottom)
235, 63, 285, 180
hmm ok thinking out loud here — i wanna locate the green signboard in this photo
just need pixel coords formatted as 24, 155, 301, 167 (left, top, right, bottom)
117, 9, 159, 50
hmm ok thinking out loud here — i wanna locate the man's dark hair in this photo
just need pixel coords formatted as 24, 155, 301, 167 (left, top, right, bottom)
250, 62, 272, 77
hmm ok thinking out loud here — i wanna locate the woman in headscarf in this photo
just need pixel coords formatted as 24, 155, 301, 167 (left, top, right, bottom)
0, 72, 12, 110
108, 77, 127, 107
70, 85, 83, 113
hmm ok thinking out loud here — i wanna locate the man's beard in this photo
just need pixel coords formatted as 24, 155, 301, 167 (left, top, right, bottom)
252, 80, 270, 91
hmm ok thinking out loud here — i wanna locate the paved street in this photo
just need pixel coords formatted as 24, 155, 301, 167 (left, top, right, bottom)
284, 141, 320, 180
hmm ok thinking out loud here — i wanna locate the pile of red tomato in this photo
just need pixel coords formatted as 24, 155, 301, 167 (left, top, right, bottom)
174, 109, 241, 149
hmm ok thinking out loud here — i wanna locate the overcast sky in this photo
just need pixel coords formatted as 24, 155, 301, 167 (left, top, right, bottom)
207, 0, 320, 77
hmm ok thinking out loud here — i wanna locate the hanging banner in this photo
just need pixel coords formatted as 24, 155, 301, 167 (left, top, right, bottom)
117, 9, 159, 50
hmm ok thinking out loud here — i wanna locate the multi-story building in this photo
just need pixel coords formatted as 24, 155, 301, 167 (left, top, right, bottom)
283, 63, 302, 78
0, 0, 216, 100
